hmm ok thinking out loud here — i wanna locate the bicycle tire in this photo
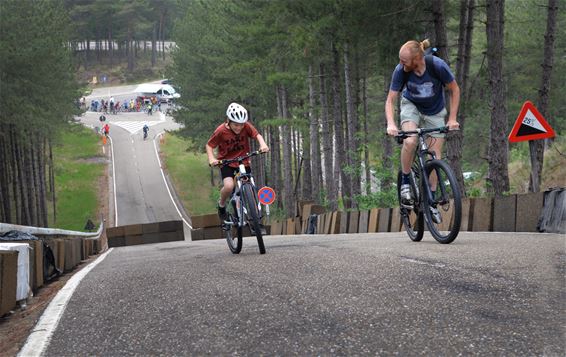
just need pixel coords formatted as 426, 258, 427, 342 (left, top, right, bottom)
224, 198, 243, 254
423, 160, 462, 244
397, 170, 424, 241
242, 183, 266, 254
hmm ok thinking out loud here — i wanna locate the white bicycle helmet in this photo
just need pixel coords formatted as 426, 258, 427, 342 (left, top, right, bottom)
226, 102, 248, 123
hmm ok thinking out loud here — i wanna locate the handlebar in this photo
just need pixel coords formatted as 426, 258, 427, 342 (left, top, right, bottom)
394, 126, 452, 144
212, 150, 265, 167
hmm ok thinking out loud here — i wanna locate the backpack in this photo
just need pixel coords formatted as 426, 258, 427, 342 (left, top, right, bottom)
401, 55, 442, 90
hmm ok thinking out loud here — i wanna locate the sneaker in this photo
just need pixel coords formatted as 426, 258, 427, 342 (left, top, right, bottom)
217, 204, 227, 221
400, 184, 414, 209
429, 206, 442, 224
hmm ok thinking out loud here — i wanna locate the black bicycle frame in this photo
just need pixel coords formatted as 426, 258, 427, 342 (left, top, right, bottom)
398, 126, 449, 208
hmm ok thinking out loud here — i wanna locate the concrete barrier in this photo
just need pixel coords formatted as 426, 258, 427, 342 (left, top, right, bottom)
390, 208, 402, 232
377, 208, 391, 233
190, 228, 204, 241
330, 212, 341, 234
368, 208, 378, 233
358, 211, 369, 234
471, 197, 493, 232
348, 211, 359, 234
286, 218, 295, 235
191, 214, 221, 229
460, 198, 472, 231
323, 213, 332, 234
537, 188, 565, 233
493, 195, 517, 232
0, 250, 18, 316
516, 192, 544, 232
339, 212, 349, 234
107, 220, 184, 247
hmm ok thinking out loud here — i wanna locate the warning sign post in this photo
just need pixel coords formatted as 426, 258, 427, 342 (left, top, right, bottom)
508, 101, 555, 143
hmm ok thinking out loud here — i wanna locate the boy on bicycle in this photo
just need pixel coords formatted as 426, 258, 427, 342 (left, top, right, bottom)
385, 39, 460, 210
206, 102, 269, 220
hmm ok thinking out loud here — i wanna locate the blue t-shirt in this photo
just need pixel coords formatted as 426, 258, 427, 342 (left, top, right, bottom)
390, 56, 455, 115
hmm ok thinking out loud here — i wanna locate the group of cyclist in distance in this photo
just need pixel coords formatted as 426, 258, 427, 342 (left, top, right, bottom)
206, 39, 460, 243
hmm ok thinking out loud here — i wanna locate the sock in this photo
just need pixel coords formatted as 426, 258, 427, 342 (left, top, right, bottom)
401, 173, 410, 185
218, 200, 225, 208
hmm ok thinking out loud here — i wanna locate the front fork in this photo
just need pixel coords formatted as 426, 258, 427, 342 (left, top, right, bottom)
417, 144, 437, 208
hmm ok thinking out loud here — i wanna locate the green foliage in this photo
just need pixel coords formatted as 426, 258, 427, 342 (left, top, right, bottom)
0, 0, 80, 135
160, 132, 218, 215
50, 125, 104, 230
354, 189, 398, 210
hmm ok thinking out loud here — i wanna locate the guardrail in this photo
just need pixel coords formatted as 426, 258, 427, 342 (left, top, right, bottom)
0, 221, 105, 317
189, 190, 564, 240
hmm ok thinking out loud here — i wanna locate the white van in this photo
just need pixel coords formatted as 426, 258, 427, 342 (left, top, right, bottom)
135, 83, 181, 103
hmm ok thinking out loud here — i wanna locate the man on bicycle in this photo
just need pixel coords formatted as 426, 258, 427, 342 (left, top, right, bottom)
206, 102, 269, 220
385, 39, 460, 210
142, 124, 149, 139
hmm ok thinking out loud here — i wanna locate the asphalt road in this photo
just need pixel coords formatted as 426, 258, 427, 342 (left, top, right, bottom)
24, 84, 564, 356
77, 109, 185, 228
43, 232, 564, 356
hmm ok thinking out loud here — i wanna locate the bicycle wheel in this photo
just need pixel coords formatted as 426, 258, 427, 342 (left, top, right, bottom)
242, 183, 266, 254
423, 160, 462, 244
224, 199, 243, 254
397, 169, 424, 241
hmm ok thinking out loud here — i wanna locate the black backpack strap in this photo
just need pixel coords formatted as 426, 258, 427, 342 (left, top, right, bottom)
425, 55, 440, 83
401, 55, 442, 90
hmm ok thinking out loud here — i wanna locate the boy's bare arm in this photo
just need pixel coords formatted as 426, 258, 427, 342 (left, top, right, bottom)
206, 144, 219, 166
256, 134, 269, 152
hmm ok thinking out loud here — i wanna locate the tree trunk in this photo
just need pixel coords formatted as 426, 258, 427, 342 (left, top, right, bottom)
127, 23, 134, 72
447, 0, 475, 196
15, 135, 31, 225
108, 14, 114, 68
49, 139, 56, 225
151, 22, 157, 67
332, 42, 346, 209
431, 0, 450, 63
160, 11, 166, 61
343, 42, 359, 208
0, 136, 10, 222
278, 85, 294, 217
529, 0, 558, 193
381, 73, 394, 191
319, 62, 335, 207
301, 102, 313, 201
485, 0, 509, 196
308, 64, 321, 203
362, 76, 371, 195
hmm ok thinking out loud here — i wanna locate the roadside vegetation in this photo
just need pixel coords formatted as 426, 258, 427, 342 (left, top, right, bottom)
49, 125, 105, 231
160, 133, 218, 216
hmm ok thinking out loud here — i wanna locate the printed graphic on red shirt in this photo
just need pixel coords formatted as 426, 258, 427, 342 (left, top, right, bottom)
207, 122, 259, 167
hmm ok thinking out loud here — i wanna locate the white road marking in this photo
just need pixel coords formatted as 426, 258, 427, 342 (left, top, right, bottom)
154, 132, 192, 229
109, 136, 118, 226
17, 249, 114, 357
110, 112, 166, 134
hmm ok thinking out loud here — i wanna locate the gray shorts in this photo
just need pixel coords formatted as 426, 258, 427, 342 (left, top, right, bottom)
400, 97, 447, 138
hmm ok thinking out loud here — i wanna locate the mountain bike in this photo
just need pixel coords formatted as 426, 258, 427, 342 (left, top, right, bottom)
218, 151, 266, 254
395, 126, 462, 244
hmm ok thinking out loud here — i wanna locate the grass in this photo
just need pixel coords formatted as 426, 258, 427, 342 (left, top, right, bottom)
508, 136, 566, 193
49, 124, 105, 231
160, 133, 218, 216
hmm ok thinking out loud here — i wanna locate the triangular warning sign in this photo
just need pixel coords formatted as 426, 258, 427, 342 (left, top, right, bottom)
509, 101, 555, 143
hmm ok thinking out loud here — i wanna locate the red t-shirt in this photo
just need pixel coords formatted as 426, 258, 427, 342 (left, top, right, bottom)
207, 122, 259, 167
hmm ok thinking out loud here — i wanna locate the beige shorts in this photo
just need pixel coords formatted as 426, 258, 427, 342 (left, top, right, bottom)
400, 97, 447, 138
